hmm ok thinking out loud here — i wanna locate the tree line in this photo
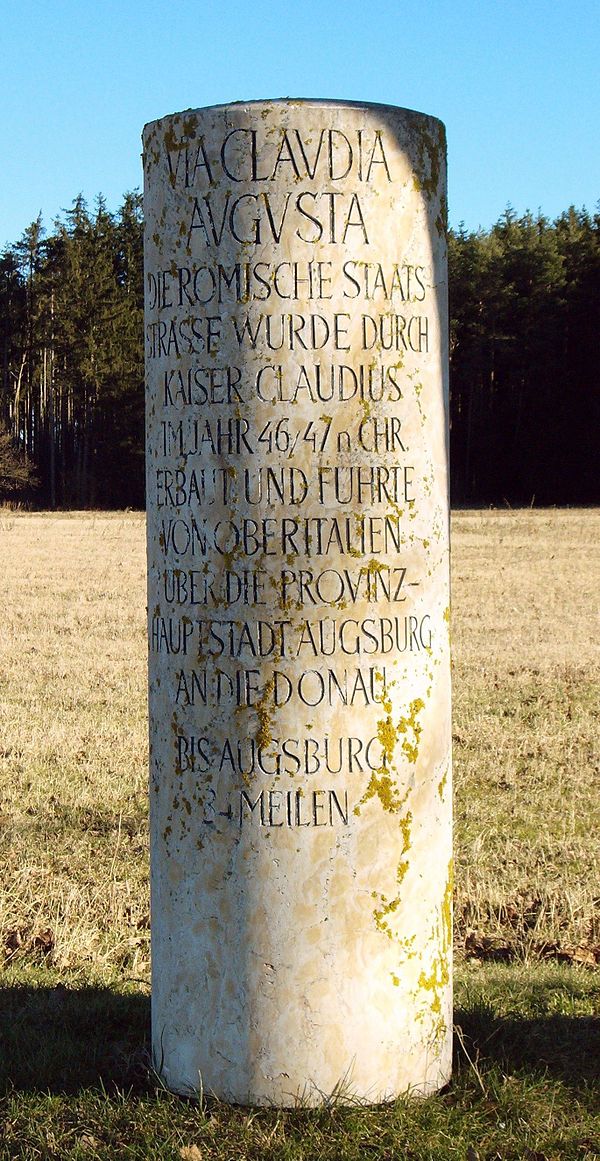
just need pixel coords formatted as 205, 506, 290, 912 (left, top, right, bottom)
1, 195, 598, 507
449, 205, 599, 505
0, 194, 144, 508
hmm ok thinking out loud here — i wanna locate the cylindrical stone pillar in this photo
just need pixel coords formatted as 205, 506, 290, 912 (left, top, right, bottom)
143, 99, 451, 1106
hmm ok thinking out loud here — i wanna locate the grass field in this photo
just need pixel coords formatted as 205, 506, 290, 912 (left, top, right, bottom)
0, 508, 598, 1158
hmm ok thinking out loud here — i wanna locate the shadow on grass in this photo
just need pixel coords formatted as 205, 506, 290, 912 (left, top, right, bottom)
454, 1003, 600, 1088
0, 982, 151, 1094
0, 978, 597, 1097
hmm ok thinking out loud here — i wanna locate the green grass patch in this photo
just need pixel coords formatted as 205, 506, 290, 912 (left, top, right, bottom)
0, 963, 597, 1159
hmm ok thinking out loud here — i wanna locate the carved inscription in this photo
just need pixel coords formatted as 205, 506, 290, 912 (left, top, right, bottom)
146, 112, 440, 834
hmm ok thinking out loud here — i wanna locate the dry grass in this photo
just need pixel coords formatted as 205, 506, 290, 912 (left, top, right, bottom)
0, 508, 597, 978
452, 508, 600, 959
0, 512, 149, 977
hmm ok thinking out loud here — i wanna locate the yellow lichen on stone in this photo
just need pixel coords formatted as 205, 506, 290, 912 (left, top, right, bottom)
374, 680, 393, 715
398, 811, 413, 865
418, 952, 449, 1001
182, 115, 198, 138
397, 697, 425, 763
441, 859, 453, 951
356, 769, 406, 815
372, 811, 413, 938
377, 715, 397, 765
255, 677, 275, 753
412, 119, 446, 202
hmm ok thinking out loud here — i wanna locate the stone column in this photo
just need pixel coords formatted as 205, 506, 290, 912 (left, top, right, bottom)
143, 99, 451, 1106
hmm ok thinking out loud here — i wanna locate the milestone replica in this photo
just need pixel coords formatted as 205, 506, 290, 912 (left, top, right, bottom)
143, 99, 451, 1105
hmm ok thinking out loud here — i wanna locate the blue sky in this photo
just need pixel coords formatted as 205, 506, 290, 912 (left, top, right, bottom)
2, 0, 599, 247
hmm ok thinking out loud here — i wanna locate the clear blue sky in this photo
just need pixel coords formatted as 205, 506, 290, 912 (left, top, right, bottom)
2, 0, 599, 248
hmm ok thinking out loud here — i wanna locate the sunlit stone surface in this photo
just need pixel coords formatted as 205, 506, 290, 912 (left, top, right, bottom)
143, 99, 451, 1106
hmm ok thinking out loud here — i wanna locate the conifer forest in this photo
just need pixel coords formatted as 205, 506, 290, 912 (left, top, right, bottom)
0, 194, 598, 508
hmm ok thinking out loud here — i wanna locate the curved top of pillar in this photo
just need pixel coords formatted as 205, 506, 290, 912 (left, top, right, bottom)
143, 98, 445, 139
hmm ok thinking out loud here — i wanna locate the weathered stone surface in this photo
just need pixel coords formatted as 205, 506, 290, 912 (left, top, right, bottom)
143, 99, 451, 1105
